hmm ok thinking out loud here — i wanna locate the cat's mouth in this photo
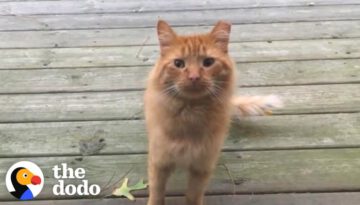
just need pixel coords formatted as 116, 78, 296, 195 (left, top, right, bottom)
178, 83, 210, 98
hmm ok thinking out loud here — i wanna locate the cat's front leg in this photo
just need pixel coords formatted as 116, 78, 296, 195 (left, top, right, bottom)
147, 158, 174, 205
186, 168, 211, 205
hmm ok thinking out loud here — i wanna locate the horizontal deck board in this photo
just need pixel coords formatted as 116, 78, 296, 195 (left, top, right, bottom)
0, 0, 359, 204
1, 5, 360, 31
1, 21, 360, 49
0, 59, 359, 93
1, 0, 360, 15
1, 39, 360, 69
1, 149, 360, 200
4, 193, 360, 205
0, 84, 358, 123
0, 113, 358, 156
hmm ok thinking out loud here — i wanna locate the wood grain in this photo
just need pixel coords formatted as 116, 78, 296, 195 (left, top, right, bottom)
4, 193, 360, 205
0, 84, 358, 123
0, 113, 358, 156
1, 5, 360, 31
1, 0, 360, 15
1, 39, 360, 69
1, 148, 360, 200
0, 59, 359, 94
1, 21, 360, 49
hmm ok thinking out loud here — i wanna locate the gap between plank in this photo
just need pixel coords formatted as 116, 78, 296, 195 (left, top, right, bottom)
1, 36, 360, 50
0, 110, 359, 124
2, 56, 360, 70
0, 81, 359, 95
1, 19, 360, 32
2, 145, 360, 159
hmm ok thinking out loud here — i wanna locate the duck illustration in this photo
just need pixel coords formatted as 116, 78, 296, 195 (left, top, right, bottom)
10, 167, 41, 200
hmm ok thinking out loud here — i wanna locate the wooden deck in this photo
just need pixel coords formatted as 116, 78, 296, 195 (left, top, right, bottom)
0, 0, 360, 204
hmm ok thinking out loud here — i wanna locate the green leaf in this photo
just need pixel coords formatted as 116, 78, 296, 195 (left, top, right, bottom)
112, 178, 148, 201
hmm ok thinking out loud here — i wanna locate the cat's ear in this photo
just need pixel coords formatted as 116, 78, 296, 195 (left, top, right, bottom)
157, 20, 177, 54
210, 21, 231, 53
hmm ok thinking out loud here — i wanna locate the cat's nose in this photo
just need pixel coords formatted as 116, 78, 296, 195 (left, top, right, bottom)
188, 74, 200, 82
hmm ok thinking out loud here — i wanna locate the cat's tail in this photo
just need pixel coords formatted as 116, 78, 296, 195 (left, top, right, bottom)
231, 95, 283, 118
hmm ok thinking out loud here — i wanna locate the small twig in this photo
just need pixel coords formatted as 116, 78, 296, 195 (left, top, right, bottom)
101, 165, 135, 198
222, 163, 236, 195
135, 36, 150, 59
100, 170, 117, 195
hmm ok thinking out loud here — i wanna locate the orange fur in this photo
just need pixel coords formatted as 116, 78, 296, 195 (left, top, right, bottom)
144, 20, 282, 205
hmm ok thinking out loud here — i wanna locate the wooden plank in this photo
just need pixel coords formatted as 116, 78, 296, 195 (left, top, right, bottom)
1, 148, 360, 200
0, 113, 358, 156
2, 21, 360, 49
4, 193, 360, 205
1, 5, 360, 31
1, 0, 360, 15
0, 0, 62, 2
2, 0, 360, 16
1, 38, 360, 69
0, 84, 358, 123
0, 59, 359, 94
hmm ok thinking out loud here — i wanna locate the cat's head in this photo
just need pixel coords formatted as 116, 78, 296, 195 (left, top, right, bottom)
153, 20, 234, 100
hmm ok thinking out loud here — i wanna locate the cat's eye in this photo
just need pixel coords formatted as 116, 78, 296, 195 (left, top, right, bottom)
203, 57, 215, 67
174, 59, 185, 69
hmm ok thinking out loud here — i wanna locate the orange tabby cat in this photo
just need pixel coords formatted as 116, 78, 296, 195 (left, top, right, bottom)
144, 20, 282, 205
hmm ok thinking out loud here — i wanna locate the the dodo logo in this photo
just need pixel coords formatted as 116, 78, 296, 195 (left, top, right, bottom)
5, 161, 44, 200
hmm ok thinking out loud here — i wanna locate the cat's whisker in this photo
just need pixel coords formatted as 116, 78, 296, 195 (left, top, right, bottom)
206, 87, 224, 104
161, 84, 177, 96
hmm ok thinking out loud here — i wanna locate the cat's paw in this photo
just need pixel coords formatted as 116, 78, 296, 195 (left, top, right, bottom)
232, 95, 283, 117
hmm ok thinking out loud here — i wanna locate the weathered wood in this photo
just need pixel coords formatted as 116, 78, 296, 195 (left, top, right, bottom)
1, 5, 360, 31
2, 21, 360, 49
1, 39, 360, 69
0, 59, 359, 94
4, 193, 360, 205
1, 149, 360, 200
0, 84, 358, 123
1, 0, 360, 15
0, 113, 358, 156
0, 0, 358, 204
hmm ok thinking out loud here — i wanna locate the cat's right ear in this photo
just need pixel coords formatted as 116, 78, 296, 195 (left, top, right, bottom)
157, 20, 177, 54
210, 21, 231, 53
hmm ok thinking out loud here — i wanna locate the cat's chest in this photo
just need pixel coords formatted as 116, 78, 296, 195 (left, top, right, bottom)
177, 105, 207, 122
167, 138, 205, 166
168, 105, 210, 135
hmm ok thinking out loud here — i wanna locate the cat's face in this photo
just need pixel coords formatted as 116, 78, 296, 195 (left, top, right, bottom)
155, 20, 234, 99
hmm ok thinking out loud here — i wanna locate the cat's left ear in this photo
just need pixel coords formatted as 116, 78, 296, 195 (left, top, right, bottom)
210, 21, 231, 53
157, 20, 177, 55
